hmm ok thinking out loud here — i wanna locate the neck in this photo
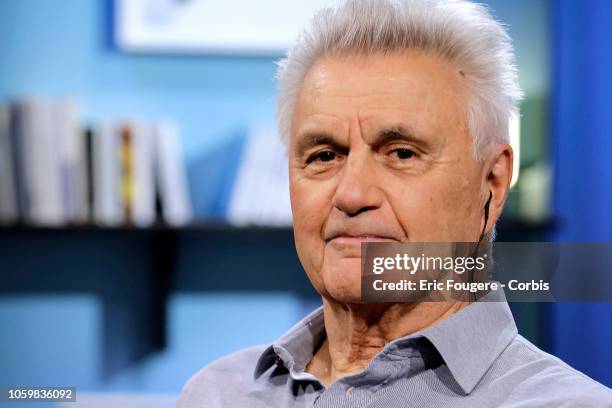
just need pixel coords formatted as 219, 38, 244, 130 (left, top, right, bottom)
306, 299, 468, 386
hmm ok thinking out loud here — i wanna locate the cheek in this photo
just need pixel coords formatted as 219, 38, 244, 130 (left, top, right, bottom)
289, 174, 334, 273
290, 178, 328, 233
386, 174, 481, 241
436, 182, 481, 239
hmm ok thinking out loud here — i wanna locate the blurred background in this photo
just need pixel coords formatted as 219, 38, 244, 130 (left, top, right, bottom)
0, 0, 611, 405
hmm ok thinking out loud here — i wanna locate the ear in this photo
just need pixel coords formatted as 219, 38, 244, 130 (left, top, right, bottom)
482, 143, 513, 235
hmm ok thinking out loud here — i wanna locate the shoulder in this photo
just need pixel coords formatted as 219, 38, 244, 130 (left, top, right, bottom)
177, 344, 269, 408
492, 335, 612, 406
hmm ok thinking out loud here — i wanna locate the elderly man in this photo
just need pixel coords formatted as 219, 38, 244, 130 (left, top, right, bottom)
179, 0, 612, 406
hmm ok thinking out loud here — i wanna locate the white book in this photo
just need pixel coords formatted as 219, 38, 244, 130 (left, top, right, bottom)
227, 126, 292, 226
0, 104, 18, 224
154, 120, 192, 226
259, 129, 292, 226
130, 121, 156, 227
93, 122, 123, 226
17, 98, 64, 226
55, 99, 87, 224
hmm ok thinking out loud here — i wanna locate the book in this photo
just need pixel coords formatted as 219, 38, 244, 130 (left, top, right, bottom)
93, 122, 123, 226
0, 104, 18, 224
14, 98, 63, 226
227, 125, 292, 226
55, 100, 88, 224
84, 127, 95, 222
129, 121, 155, 227
154, 120, 192, 226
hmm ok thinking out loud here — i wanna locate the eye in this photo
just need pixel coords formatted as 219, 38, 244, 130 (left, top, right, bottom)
391, 148, 416, 160
308, 150, 337, 163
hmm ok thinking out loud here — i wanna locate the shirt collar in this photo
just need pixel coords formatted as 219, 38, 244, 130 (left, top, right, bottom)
401, 288, 518, 393
254, 306, 326, 378
254, 288, 517, 395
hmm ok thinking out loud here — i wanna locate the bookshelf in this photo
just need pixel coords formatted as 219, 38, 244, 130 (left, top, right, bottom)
0, 217, 555, 376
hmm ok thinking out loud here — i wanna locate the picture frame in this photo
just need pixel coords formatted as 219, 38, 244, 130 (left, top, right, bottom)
115, 0, 342, 55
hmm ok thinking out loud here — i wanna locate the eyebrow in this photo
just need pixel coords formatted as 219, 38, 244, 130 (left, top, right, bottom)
370, 126, 432, 152
294, 132, 348, 157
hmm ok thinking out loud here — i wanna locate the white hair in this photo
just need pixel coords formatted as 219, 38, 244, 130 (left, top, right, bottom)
276, 0, 523, 159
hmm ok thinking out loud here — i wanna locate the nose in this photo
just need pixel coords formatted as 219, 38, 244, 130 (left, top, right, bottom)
331, 151, 383, 217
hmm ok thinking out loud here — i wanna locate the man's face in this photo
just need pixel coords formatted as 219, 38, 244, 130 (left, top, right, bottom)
289, 51, 496, 304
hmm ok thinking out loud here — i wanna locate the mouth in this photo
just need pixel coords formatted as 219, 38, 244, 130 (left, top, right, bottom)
326, 235, 399, 244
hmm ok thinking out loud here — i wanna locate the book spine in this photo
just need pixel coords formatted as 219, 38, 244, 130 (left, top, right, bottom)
84, 127, 95, 223
130, 122, 156, 227
19, 98, 63, 226
11, 102, 30, 221
55, 100, 87, 224
93, 122, 122, 226
0, 105, 18, 224
119, 124, 134, 225
154, 120, 192, 226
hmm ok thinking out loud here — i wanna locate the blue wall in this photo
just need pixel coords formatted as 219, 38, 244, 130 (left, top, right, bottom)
0, 0, 278, 162
0, 293, 310, 392
551, 0, 612, 387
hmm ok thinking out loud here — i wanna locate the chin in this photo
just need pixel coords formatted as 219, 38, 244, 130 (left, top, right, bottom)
320, 259, 364, 304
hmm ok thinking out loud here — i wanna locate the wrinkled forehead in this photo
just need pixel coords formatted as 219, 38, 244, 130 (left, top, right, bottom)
290, 51, 470, 149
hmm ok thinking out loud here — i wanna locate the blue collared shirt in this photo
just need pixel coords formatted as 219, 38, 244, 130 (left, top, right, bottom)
178, 290, 612, 407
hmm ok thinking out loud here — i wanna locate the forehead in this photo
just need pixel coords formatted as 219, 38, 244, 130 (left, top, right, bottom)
291, 51, 469, 142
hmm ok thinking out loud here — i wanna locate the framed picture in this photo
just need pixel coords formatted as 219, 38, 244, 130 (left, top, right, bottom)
115, 0, 342, 55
